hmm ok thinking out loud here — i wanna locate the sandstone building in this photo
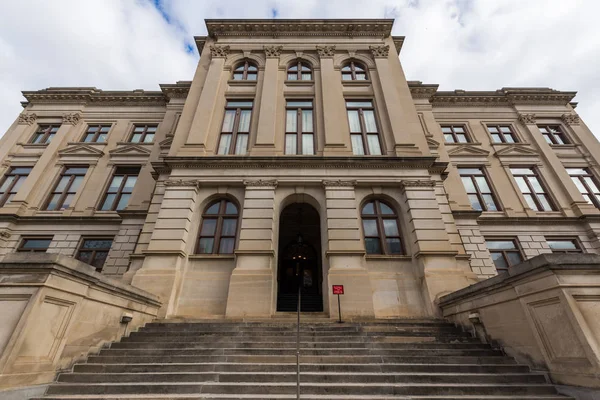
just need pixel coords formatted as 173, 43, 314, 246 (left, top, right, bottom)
1, 19, 599, 321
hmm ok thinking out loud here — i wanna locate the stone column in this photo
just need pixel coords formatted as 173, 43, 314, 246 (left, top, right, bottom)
131, 179, 199, 318
179, 45, 229, 155
317, 46, 352, 155
252, 46, 282, 155
323, 180, 374, 318
401, 180, 477, 314
225, 180, 277, 317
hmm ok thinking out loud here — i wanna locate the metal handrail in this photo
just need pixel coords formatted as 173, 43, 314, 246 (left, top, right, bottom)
296, 261, 301, 400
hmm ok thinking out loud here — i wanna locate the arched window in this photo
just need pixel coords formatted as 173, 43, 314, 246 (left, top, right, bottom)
197, 199, 239, 254
341, 61, 367, 81
233, 60, 258, 81
287, 60, 312, 81
361, 200, 403, 255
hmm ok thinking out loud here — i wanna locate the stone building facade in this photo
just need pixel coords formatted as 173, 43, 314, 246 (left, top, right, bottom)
1, 19, 599, 320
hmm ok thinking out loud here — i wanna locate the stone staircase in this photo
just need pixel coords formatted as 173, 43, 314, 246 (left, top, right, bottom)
36, 319, 573, 399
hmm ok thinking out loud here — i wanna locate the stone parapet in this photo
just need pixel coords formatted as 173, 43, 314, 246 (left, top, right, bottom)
0, 253, 160, 390
439, 253, 600, 388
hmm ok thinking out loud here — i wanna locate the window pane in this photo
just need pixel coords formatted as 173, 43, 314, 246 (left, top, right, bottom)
365, 237, 382, 255
201, 219, 217, 236
461, 177, 476, 193
285, 134, 297, 155
302, 110, 313, 132
444, 134, 455, 143
500, 127, 512, 133
55, 176, 71, 192
529, 177, 544, 193
143, 133, 154, 143
109, 176, 124, 191
571, 177, 587, 193
247, 73, 257, 81
491, 253, 508, 271
543, 134, 554, 144
506, 252, 523, 266
146, 126, 157, 132
346, 101, 373, 108
362, 219, 379, 236
0, 176, 14, 192
482, 194, 498, 211
62, 193, 75, 209
537, 194, 553, 211
355, 73, 367, 81
124, 176, 137, 192
131, 133, 142, 143
247, 65, 257, 71
91, 251, 108, 270
198, 238, 214, 253
347, 111, 361, 133
234, 134, 248, 155
238, 110, 251, 132
100, 194, 116, 211
83, 133, 95, 142
302, 134, 314, 155
217, 134, 232, 155
22, 239, 51, 250
46, 194, 61, 210
205, 203, 220, 214
548, 240, 577, 250
468, 195, 482, 211
367, 135, 382, 155
65, 167, 88, 175
486, 240, 517, 250
286, 110, 297, 132
351, 135, 365, 155
491, 134, 502, 143
225, 202, 237, 214
116, 194, 130, 210
221, 219, 237, 236
379, 203, 394, 215
287, 101, 312, 108
383, 219, 399, 236
71, 176, 84, 192
83, 239, 113, 249
515, 177, 530, 193
77, 251, 92, 264
342, 74, 352, 81
301, 73, 312, 81
287, 73, 297, 80
233, 73, 244, 80
363, 110, 377, 133
97, 133, 107, 142
219, 238, 235, 254
584, 177, 599, 192
524, 194, 539, 210
362, 202, 375, 215
222, 110, 236, 132
567, 168, 588, 176
386, 238, 402, 254
475, 176, 491, 193
457, 134, 468, 143
505, 134, 516, 143
511, 168, 534, 175
226, 101, 253, 108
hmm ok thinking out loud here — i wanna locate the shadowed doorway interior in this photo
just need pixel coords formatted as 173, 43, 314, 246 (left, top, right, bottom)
277, 203, 323, 312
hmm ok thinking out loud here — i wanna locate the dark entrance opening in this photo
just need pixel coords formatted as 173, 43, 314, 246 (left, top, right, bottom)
277, 203, 323, 312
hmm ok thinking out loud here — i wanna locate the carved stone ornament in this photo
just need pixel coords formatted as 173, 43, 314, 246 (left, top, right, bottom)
18, 113, 37, 125
62, 113, 81, 125
369, 45, 390, 58
562, 113, 580, 126
316, 45, 336, 58
518, 113, 536, 124
400, 180, 436, 189
0, 230, 11, 239
243, 179, 278, 187
164, 179, 201, 188
209, 45, 230, 58
264, 45, 283, 58
322, 179, 357, 187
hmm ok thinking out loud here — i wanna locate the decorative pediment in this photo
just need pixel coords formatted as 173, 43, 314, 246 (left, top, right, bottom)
109, 144, 152, 159
58, 144, 105, 158
494, 145, 539, 157
447, 145, 490, 157
159, 137, 173, 150
427, 137, 440, 150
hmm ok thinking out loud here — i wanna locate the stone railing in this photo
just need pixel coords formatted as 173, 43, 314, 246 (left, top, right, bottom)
0, 253, 161, 389
439, 254, 600, 388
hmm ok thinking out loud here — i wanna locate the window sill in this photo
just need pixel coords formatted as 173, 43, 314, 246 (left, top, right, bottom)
68, 141, 107, 146
18, 143, 49, 148
189, 254, 236, 260
227, 80, 257, 86
342, 80, 372, 87
117, 141, 154, 146
444, 142, 483, 146
284, 80, 314, 86
550, 144, 578, 149
365, 255, 412, 261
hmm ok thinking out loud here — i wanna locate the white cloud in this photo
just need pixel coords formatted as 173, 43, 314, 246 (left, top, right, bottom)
1, 0, 599, 138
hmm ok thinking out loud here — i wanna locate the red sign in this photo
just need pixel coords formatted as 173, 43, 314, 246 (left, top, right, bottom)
332, 285, 344, 295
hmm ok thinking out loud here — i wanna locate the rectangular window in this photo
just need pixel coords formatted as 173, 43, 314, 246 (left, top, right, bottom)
441, 125, 470, 143
45, 166, 88, 211
285, 100, 314, 155
458, 167, 499, 211
485, 239, 523, 273
99, 167, 140, 211
17, 237, 52, 253
129, 125, 157, 143
346, 101, 382, 156
76, 238, 113, 272
31, 125, 59, 144
537, 125, 569, 145
546, 238, 582, 254
510, 167, 555, 211
0, 167, 32, 206
82, 124, 111, 143
567, 168, 600, 208
487, 125, 518, 143
217, 101, 252, 155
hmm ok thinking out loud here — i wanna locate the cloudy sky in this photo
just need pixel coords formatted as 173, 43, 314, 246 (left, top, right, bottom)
1, 0, 598, 137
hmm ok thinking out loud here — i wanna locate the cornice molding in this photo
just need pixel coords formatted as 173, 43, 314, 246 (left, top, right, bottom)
62, 112, 81, 125
263, 45, 283, 58
369, 45, 390, 58
392, 36, 405, 54
316, 45, 336, 58
209, 45, 230, 58
322, 179, 357, 187
205, 19, 393, 38
22, 88, 168, 107
400, 180, 437, 189
160, 82, 191, 100
18, 113, 37, 125
164, 179, 201, 188
518, 113, 537, 125
562, 113, 580, 126
243, 179, 278, 187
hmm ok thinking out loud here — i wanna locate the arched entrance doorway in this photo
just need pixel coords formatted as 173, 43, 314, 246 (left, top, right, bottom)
277, 203, 323, 312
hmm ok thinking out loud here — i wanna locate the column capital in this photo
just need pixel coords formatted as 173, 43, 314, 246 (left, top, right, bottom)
62, 113, 81, 125
263, 45, 283, 58
243, 179, 278, 188
164, 179, 201, 188
18, 113, 36, 125
562, 113, 580, 126
316, 45, 336, 58
369, 45, 390, 58
518, 113, 537, 125
322, 179, 357, 188
209, 45, 230, 58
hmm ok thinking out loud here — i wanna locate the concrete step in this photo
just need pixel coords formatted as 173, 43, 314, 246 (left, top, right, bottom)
109, 341, 492, 349
139, 325, 461, 333
57, 371, 549, 384
34, 396, 575, 399
127, 331, 465, 338
119, 335, 478, 343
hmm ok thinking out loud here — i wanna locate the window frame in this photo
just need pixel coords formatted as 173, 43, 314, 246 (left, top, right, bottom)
30, 125, 59, 144
75, 237, 114, 272
441, 125, 471, 144
0, 167, 32, 207
217, 100, 253, 155
285, 100, 315, 155
361, 199, 404, 255
510, 166, 556, 212
287, 60, 312, 81
44, 166, 88, 211
486, 124, 519, 144
196, 199, 240, 255
99, 166, 140, 211
81, 124, 111, 143
546, 237, 583, 254
346, 100, 383, 156
341, 61, 368, 81
17, 237, 53, 253
537, 124, 570, 145
458, 166, 501, 211
566, 167, 600, 209
485, 238, 524, 273
128, 124, 157, 143
232, 60, 258, 81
